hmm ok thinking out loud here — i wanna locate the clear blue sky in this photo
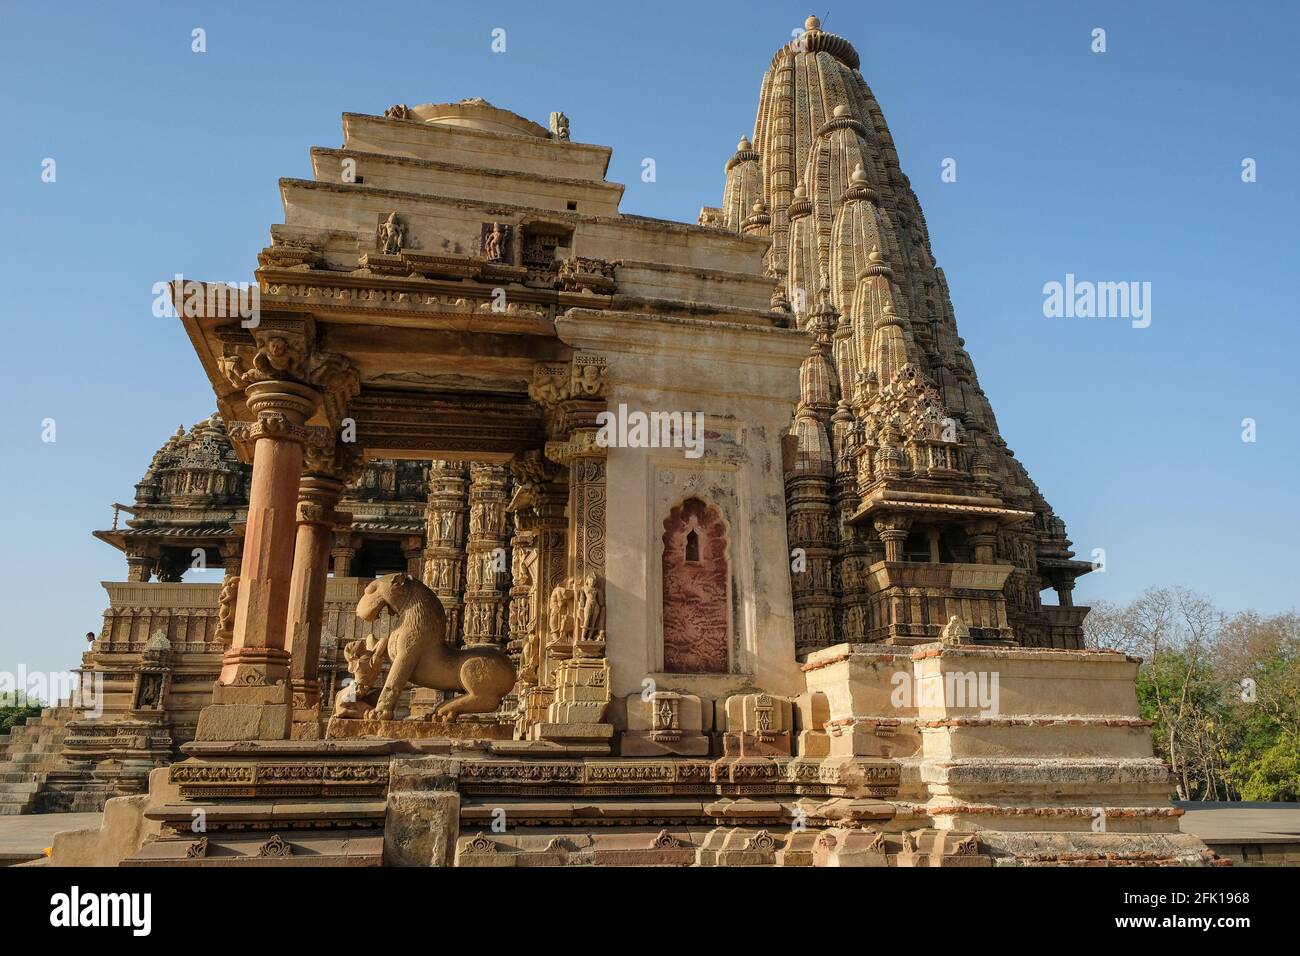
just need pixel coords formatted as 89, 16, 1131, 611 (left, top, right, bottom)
2, 0, 1297, 681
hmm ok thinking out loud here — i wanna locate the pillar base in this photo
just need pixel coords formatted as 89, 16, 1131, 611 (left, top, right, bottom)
217, 646, 292, 687
195, 681, 292, 742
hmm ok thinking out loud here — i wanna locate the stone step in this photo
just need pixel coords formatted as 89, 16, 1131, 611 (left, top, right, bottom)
9, 755, 62, 767
35, 789, 113, 814
123, 829, 384, 867
0, 780, 41, 795
0, 771, 47, 783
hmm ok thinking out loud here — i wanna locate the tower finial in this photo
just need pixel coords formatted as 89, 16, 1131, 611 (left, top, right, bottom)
805, 14, 822, 32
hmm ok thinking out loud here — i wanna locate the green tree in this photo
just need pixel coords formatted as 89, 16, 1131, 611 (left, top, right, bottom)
0, 691, 45, 731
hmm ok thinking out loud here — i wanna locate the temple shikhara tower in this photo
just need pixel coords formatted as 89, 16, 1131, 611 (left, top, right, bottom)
703, 16, 1091, 655
13, 16, 1215, 868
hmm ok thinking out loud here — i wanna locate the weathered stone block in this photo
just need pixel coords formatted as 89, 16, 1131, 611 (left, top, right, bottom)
384, 791, 460, 867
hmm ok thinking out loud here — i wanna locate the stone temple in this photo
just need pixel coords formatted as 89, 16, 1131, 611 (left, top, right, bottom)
17, 17, 1215, 866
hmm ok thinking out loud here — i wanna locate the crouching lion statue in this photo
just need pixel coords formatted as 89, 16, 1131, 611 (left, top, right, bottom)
340, 572, 516, 721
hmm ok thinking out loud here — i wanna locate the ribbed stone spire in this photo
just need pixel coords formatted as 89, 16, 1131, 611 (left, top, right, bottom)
724, 16, 1091, 650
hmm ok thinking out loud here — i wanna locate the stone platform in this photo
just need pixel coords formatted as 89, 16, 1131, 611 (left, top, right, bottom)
325, 717, 514, 741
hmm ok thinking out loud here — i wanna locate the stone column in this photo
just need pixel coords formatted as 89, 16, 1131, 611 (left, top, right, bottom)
874, 515, 912, 564
540, 429, 612, 744
507, 453, 568, 738
463, 464, 511, 647
401, 535, 423, 579
287, 472, 346, 736
195, 379, 319, 742
506, 516, 536, 667
330, 533, 357, 577
526, 353, 612, 747
519, 483, 569, 737
423, 460, 469, 641
966, 519, 998, 565
125, 548, 157, 583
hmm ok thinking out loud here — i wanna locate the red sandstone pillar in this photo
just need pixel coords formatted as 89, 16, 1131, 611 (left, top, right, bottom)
196, 379, 319, 741
287, 474, 345, 735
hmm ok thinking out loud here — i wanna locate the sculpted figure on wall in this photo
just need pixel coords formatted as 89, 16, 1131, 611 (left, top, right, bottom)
548, 582, 574, 647
377, 212, 406, 255
574, 572, 604, 644
481, 222, 511, 262
549, 111, 570, 141
349, 573, 516, 719
215, 574, 239, 646
332, 636, 384, 719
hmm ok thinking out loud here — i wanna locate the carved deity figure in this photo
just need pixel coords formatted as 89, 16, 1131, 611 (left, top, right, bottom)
548, 583, 574, 647
377, 212, 405, 255
549, 111, 570, 141
571, 361, 607, 397
138, 674, 162, 708
574, 573, 604, 643
482, 222, 507, 262
519, 624, 540, 684
216, 574, 239, 646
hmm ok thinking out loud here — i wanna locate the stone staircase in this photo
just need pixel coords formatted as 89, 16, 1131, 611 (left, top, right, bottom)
0, 706, 113, 815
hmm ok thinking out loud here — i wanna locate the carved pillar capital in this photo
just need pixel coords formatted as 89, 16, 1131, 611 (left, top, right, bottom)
218, 319, 359, 434
296, 475, 346, 528
873, 514, 912, 563
529, 353, 609, 441
965, 519, 999, 565
303, 438, 364, 484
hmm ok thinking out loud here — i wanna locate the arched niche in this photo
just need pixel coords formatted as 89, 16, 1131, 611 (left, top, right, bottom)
661, 497, 730, 673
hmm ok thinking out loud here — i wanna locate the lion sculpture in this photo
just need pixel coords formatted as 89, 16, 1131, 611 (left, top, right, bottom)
344, 572, 516, 721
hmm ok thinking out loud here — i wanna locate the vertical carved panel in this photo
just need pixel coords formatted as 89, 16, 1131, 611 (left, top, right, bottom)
463, 463, 511, 646
662, 498, 729, 673
572, 457, 606, 583
423, 460, 468, 643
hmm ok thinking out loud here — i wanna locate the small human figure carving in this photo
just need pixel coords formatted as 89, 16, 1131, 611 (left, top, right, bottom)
377, 212, 405, 255
138, 675, 162, 708
482, 222, 508, 262
549, 111, 570, 141
548, 583, 574, 646
574, 573, 604, 643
